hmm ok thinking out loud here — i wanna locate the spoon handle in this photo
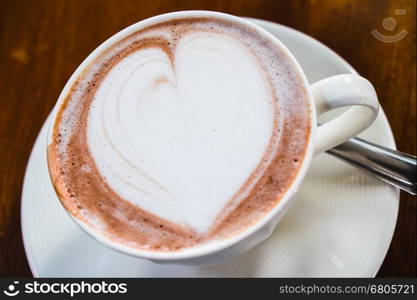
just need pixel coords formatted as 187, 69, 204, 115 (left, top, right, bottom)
327, 137, 416, 195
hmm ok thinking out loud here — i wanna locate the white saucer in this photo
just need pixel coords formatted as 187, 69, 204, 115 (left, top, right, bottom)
21, 18, 399, 277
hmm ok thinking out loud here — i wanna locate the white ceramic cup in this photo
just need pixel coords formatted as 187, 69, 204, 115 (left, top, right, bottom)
48, 11, 379, 266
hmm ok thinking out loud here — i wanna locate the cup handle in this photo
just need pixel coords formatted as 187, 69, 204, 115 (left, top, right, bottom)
311, 74, 379, 154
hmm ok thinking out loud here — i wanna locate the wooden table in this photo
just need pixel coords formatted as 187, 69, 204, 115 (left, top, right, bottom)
0, 0, 415, 277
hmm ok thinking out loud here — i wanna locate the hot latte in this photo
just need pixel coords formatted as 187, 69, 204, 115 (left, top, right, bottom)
48, 17, 311, 251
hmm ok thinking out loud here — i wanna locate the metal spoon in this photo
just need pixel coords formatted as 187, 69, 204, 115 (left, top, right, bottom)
327, 137, 416, 195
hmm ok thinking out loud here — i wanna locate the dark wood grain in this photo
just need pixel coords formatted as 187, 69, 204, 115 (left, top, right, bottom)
0, 0, 415, 277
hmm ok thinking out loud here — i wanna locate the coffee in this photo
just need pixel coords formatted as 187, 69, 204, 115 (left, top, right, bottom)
48, 17, 311, 251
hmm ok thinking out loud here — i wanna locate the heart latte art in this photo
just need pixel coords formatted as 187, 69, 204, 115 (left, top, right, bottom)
48, 17, 311, 251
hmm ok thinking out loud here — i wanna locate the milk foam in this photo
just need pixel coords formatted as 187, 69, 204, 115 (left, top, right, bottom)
87, 32, 274, 233
49, 17, 311, 251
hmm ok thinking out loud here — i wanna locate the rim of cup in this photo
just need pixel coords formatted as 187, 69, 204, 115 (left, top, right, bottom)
46, 10, 317, 261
